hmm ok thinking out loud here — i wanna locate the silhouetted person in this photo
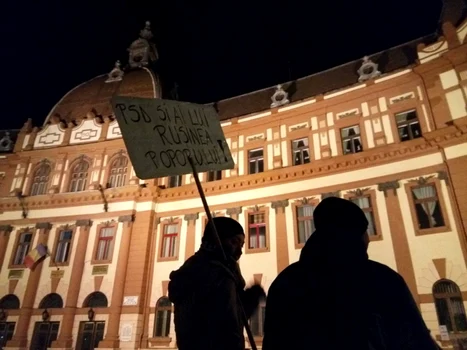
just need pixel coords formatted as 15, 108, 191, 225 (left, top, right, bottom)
263, 197, 439, 350
168, 216, 265, 350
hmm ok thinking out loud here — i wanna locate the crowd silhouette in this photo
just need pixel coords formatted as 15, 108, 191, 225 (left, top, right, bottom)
168, 197, 441, 350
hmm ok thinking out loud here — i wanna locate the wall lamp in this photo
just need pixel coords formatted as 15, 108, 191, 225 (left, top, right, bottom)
97, 185, 109, 212
42, 309, 50, 322
16, 191, 28, 218
88, 308, 95, 321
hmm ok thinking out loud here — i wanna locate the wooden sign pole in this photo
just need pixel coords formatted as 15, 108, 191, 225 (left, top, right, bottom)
188, 156, 258, 350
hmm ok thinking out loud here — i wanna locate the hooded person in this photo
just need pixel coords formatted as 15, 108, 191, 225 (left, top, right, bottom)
168, 216, 266, 350
262, 197, 440, 350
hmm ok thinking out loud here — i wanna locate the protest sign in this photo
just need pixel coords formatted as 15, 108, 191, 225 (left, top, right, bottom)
111, 97, 235, 179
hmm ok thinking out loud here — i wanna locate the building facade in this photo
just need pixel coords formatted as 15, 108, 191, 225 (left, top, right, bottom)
1, 7, 467, 350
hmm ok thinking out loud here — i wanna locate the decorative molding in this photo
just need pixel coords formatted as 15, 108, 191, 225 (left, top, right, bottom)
184, 213, 199, 222
246, 134, 265, 142
289, 123, 308, 132
76, 219, 93, 227
154, 217, 161, 227
92, 265, 109, 275
321, 191, 340, 199
357, 56, 381, 82
249, 204, 265, 212
100, 220, 116, 227
0, 126, 464, 213
270, 84, 290, 108
167, 217, 178, 224
8, 269, 24, 280
35, 222, 52, 230
347, 187, 371, 197
336, 108, 359, 119
226, 207, 243, 216
51, 270, 64, 279
0, 225, 13, 233
271, 199, 289, 212
293, 197, 316, 205
437, 171, 449, 185
407, 175, 435, 185
377, 181, 400, 197
118, 215, 135, 223
390, 92, 414, 104
105, 60, 124, 83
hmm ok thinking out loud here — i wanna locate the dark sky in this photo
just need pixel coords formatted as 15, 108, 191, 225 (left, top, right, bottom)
1, 0, 443, 130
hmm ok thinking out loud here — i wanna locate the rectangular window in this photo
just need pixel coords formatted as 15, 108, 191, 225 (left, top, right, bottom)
248, 213, 267, 249
292, 138, 311, 165
248, 149, 264, 174
95, 227, 115, 261
0, 322, 15, 348
13, 232, 33, 265
296, 205, 315, 244
207, 170, 222, 182
30, 322, 60, 350
76, 321, 105, 350
161, 224, 179, 258
350, 196, 377, 236
341, 125, 363, 155
168, 175, 182, 188
411, 184, 445, 229
395, 110, 422, 142
54, 230, 73, 263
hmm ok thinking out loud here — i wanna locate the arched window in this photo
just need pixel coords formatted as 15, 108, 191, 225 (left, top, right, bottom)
0, 294, 20, 309
433, 279, 467, 332
39, 293, 63, 309
69, 158, 90, 192
153, 297, 172, 337
108, 154, 128, 188
83, 292, 108, 308
30, 161, 51, 196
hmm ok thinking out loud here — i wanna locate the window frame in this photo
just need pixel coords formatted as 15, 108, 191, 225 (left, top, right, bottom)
206, 170, 223, 182
291, 198, 320, 249
50, 225, 76, 267
433, 279, 467, 333
153, 297, 173, 340
248, 148, 265, 175
291, 137, 311, 166
9, 228, 36, 269
107, 153, 129, 188
340, 124, 364, 155
157, 220, 182, 262
404, 178, 451, 236
91, 223, 118, 265
29, 161, 52, 196
167, 175, 183, 188
68, 157, 91, 193
343, 190, 383, 242
394, 109, 423, 142
244, 208, 270, 254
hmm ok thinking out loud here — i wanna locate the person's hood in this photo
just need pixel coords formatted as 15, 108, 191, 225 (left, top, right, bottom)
299, 228, 369, 273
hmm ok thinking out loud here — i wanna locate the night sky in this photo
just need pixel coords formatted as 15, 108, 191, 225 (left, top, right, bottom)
1, 0, 443, 130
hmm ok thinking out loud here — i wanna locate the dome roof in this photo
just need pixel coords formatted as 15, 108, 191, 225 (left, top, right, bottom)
44, 68, 159, 125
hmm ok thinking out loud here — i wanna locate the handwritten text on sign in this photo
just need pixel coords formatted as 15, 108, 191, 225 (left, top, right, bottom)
111, 97, 235, 179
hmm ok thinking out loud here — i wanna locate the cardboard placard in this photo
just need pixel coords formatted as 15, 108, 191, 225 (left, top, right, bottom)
112, 97, 235, 179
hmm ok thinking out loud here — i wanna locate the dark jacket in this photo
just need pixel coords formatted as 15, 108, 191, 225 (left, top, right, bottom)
168, 250, 260, 350
263, 230, 440, 350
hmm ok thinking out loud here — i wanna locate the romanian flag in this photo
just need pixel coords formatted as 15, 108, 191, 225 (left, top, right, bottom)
24, 243, 48, 269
